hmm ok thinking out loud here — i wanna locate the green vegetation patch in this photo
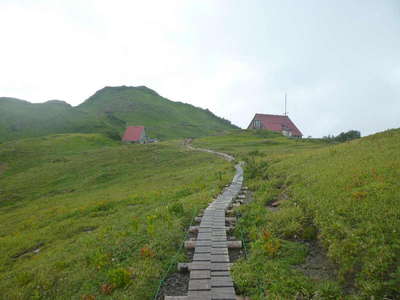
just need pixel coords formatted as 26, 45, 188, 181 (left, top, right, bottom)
0, 133, 234, 299
196, 129, 400, 299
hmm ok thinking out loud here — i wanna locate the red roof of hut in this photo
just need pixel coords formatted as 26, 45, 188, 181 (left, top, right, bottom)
248, 114, 303, 137
122, 126, 145, 142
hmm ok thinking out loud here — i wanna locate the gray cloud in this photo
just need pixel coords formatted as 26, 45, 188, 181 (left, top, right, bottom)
0, 0, 399, 137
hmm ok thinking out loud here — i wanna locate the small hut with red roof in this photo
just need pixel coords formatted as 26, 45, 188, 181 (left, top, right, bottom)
122, 126, 148, 143
247, 113, 303, 138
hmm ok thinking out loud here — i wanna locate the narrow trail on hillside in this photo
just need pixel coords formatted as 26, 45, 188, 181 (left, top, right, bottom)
185, 144, 235, 162
162, 143, 246, 300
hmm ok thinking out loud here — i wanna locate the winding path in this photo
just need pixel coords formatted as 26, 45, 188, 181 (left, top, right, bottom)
166, 145, 244, 300
185, 145, 235, 162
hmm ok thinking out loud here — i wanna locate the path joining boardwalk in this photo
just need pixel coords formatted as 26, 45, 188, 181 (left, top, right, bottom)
185, 145, 235, 162
166, 146, 244, 300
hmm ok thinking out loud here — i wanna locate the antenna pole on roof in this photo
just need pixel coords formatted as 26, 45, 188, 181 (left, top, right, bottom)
284, 93, 287, 116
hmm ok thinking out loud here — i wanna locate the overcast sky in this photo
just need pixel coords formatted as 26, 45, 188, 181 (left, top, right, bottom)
1, 0, 399, 137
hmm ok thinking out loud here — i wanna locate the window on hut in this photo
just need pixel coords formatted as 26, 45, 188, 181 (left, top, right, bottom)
254, 119, 261, 129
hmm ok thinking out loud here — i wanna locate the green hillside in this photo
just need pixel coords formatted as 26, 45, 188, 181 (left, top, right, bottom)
1, 123, 398, 299
0, 86, 237, 143
0, 133, 234, 299
0, 98, 109, 143
78, 85, 237, 140
194, 129, 400, 299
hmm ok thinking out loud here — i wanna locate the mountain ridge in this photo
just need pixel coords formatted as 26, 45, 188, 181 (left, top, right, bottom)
0, 86, 238, 142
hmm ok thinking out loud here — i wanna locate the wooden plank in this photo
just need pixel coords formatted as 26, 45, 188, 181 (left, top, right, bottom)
212, 236, 227, 240
212, 232, 227, 236
212, 229, 227, 234
194, 246, 211, 254
213, 219, 226, 223
198, 231, 213, 235
211, 248, 228, 255
201, 219, 214, 222
193, 253, 211, 261
190, 270, 211, 279
211, 287, 236, 300
200, 223, 213, 228
186, 240, 214, 248
211, 254, 230, 263
212, 224, 226, 228
211, 263, 231, 271
197, 233, 212, 240
212, 235, 227, 240
212, 242, 227, 248
190, 262, 211, 271
212, 237, 227, 242
196, 240, 213, 247
201, 220, 214, 224
212, 234, 227, 238
211, 276, 234, 287
212, 226, 227, 230
188, 279, 211, 291
187, 290, 211, 300
212, 220, 226, 223
211, 271, 230, 277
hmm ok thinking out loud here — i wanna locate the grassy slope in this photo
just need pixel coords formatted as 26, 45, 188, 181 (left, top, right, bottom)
193, 129, 328, 159
0, 98, 109, 143
0, 134, 234, 299
78, 86, 237, 140
194, 129, 400, 299
0, 86, 237, 143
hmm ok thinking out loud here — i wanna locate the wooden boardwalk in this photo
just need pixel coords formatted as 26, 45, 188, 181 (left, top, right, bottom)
166, 161, 244, 300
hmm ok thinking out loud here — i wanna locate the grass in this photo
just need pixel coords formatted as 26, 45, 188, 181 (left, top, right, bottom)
195, 129, 400, 299
0, 133, 234, 299
193, 129, 328, 160
2, 127, 399, 299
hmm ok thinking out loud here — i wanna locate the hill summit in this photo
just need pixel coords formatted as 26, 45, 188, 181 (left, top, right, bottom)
0, 86, 238, 142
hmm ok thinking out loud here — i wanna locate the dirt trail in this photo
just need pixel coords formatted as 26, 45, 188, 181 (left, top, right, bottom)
186, 144, 234, 162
